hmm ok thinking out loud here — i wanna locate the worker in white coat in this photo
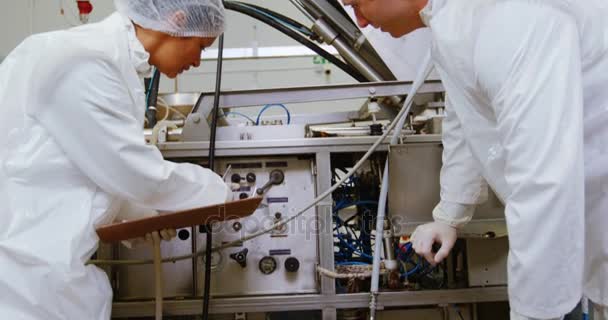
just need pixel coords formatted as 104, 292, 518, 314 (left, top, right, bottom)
0, 0, 230, 319
343, 0, 608, 319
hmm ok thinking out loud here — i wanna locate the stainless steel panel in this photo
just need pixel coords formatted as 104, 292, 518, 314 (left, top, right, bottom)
388, 143, 443, 224
388, 143, 505, 236
114, 157, 318, 300
196, 157, 319, 296
466, 238, 508, 287
114, 230, 194, 299
215, 125, 306, 141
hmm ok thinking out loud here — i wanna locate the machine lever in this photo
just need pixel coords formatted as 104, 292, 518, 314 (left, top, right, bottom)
256, 170, 285, 195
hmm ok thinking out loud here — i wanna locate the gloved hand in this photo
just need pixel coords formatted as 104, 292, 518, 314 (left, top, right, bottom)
411, 221, 457, 266
122, 228, 177, 249
225, 182, 239, 202
146, 229, 177, 242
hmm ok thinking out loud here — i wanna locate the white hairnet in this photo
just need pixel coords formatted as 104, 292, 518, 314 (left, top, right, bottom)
114, 0, 225, 38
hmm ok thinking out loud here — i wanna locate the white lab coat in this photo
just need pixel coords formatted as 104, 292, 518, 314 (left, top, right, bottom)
0, 13, 228, 319
421, 0, 608, 318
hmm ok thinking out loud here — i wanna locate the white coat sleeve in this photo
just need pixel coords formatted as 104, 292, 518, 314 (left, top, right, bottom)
435, 95, 488, 227
31, 57, 229, 213
474, 4, 585, 317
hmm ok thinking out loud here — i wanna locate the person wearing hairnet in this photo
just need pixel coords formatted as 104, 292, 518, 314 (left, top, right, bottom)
342, 0, 608, 319
0, 0, 230, 319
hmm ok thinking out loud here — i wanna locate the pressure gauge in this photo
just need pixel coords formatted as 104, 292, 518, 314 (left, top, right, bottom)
258, 256, 277, 275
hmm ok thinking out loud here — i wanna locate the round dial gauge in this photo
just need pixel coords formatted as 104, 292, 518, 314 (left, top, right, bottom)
258, 256, 277, 275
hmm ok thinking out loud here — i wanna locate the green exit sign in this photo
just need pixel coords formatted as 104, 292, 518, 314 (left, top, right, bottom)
313, 56, 329, 65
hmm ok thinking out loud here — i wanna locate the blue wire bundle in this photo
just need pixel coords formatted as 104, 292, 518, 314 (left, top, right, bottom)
396, 242, 434, 278
332, 179, 439, 285
333, 199, 378, 264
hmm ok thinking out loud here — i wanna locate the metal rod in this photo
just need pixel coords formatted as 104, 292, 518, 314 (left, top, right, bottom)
312, 19, 382, 82
203, 32, 225, 320
289, 0, 315, 22
151, 232, 163, 320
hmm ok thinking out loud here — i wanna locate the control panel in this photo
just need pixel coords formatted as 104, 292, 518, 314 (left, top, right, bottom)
111, 156, 318, 299
197, 156, 318, 296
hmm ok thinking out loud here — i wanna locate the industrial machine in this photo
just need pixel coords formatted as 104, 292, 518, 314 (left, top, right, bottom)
96, 1, 511, 319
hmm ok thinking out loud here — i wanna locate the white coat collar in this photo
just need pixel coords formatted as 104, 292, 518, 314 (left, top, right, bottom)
117, 13, 152, 77
419, 0, 446, 27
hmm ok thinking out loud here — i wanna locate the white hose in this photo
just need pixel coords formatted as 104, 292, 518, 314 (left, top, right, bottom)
368, 51, 434, 320
157, 97, 188, 120
89, 52, 434, 267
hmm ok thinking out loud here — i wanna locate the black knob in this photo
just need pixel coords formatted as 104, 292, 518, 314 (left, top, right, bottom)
229, 248, 249, 268
178, 229, 190, 241
231, 173, 242, 183
274, 212, 282, 219
246, 172, 256, 183
284, 257, 300, 272
232, 221, 242, 231
239, 193, 249, 200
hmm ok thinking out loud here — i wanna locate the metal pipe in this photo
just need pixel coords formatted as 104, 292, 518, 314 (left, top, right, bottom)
382, 217, 396, 271
312, 19, 382, 82
301, 0, 359, 42
312, 19, 401, 110
369, 51, 434, 320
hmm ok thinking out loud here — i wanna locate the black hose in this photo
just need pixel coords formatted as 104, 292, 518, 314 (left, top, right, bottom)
224, 1, 367, 82
232, 1, 312, 34
202, 226, 213, 320
145, 68, 160, 128
202, 33, 225, 320
208, 38, 224, 169
144, 77, 151, 96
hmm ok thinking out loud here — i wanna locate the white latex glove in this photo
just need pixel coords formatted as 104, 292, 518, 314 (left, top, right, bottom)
411, 221, 457, 266
226, 182, 240, 202
123, 228, 177, 249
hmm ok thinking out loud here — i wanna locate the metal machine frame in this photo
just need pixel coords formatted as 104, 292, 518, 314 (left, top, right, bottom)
111, 81, 508, 319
